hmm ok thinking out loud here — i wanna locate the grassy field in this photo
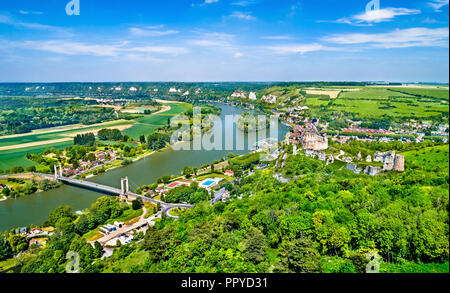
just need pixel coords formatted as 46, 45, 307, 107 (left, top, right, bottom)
101, 249, 150, 273
305, 87, 449, 120
380, 261, 449, 273
401, 144, 449, 172
122, 102, 190, 139
0, 120, 132, 148
0, 141, 72, 170
386, 87, 449, 100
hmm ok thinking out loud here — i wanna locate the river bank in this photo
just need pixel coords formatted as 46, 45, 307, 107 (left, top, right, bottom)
0, 104, 290, 231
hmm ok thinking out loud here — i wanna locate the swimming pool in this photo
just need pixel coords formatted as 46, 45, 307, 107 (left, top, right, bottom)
202, 179, 215, 187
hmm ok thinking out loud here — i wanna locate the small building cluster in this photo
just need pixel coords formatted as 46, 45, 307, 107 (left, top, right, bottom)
261, 94, 277, 104
288, 124, 328, 151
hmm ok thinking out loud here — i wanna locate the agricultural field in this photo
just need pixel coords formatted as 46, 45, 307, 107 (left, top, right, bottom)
122, 102, 190, 138
0, 120, 133, 148
0, 102, 189, 171
0, 141, 72, 171
386, 87, 450, 101
304, 86, 449, 121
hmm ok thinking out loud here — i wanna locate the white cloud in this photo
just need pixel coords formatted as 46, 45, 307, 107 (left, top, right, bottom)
19, 10, 43, 15
189, 32, 235, 47
232, 1, 256, 6
334, 8, 421, 25
229, 11, 256, 20
205, 0, 219, 3
428, 0, 449, 12
264, 43, 337, 55
0, 13, 58, 31
261, 35, 294, 40
323, 27, 449, 48
13, 40, 189, 57
130, 26, 179, 37
233, 52, 244, 58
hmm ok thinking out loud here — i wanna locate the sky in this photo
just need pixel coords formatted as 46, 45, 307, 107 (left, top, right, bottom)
0, 0, 448, 82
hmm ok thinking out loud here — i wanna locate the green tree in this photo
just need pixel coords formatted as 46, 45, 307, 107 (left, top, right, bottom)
49, 206, 75, 226
241, 227, 267, 264
183, 166, 194, 178
132, 198, 143, 210
0, 236, 13, 261
277, 238, 322, 273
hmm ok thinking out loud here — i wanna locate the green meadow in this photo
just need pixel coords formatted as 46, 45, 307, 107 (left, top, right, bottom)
305, 87, 449, 120
0, 120, 132, 148
402, 144, 449, 172
0, 141, 72, 170
122, 103, 190, 139
386, 87, 450, 100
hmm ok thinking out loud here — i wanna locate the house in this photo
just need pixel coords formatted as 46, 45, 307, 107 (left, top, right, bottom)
262, 94, 277, 104
80, 161, 90, 168
224, 170, 235, 177
249, 92, 257, 100
31, 227, 42, 234
29, 238, 46, 248
230, 90, 247, 99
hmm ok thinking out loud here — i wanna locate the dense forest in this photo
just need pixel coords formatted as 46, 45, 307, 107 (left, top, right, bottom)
1, 141, 447, 273
0, 97, 117, 135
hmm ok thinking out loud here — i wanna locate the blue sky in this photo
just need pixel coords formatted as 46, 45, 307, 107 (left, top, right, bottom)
0, 0, 448, 82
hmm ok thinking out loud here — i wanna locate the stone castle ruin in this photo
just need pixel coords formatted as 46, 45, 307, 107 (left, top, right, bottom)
373, 151, 405, 172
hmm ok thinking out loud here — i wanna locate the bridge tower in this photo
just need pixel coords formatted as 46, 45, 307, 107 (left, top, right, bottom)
54, 165, 58, 180
121, 177, 129, 194
55, 164, 63, 179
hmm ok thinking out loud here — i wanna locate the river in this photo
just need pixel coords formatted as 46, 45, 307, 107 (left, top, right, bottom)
0, 104, 289, 231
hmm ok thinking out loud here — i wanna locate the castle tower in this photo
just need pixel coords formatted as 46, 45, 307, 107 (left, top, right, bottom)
394, 155, 405, 172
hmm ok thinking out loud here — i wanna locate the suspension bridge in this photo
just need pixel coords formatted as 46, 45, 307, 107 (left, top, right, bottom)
3, 166, 193, 218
